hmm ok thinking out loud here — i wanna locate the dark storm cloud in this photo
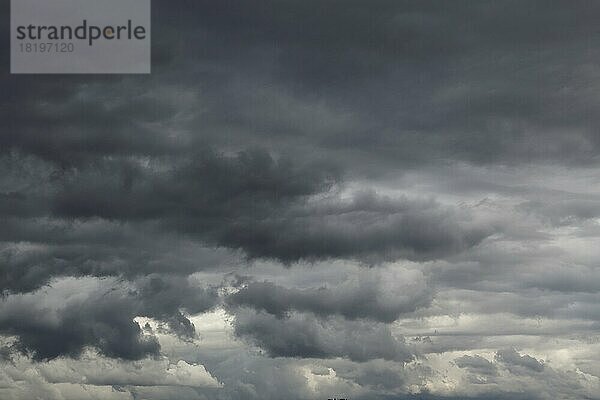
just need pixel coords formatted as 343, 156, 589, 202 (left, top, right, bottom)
148, 0, 600, 168
136, 274, 218, 327
135, 274, 219, 339
227, 271, 431, 322
0, 81, 178, 166
0, 280, 159, 361
233, 309, 412, 362
0, 217, 231, 293
1, 150, 490, 282
49, 155, 491, 262
4, 1, 600, 172
0, 276, 218, 360
51, 149, 335, 221
0, 0, 593, 304
3, 0, 600, 398
215, 190, 492, 263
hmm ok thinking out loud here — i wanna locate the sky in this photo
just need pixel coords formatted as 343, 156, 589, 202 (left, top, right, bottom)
2, 1, 600, 399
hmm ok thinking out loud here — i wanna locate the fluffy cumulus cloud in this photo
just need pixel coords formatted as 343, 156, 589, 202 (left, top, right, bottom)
3, 0, 600, 399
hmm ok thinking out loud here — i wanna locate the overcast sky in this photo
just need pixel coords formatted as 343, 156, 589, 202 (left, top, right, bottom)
3, 1, 600, 399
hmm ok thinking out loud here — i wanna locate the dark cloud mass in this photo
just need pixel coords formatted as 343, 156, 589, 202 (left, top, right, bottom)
0, 279, 160, 360
2, 0, 600, 399
233, 310, 412, 362
0, 276, 217, 360
227, 267, 432, 322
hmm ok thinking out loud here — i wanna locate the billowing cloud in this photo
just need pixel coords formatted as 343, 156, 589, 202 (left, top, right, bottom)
495, 348, 545, 373
3, 0, 600, 398
228, 266, 431, 322
232, 309, 412, 362
0, 277, 217, 360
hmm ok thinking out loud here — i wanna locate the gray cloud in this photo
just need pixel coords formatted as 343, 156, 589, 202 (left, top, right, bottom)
1, 150, 490, 285
233, 309, 412, 362
227, 267, 431, 322
0, 276, 218, 360
454, 355, 498, 377
3, 1, 600, 399
495, 348, 545, 373
0, 279, 160, 361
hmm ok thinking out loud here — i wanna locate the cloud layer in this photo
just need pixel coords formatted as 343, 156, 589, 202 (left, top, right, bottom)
2, 1, 600, 399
